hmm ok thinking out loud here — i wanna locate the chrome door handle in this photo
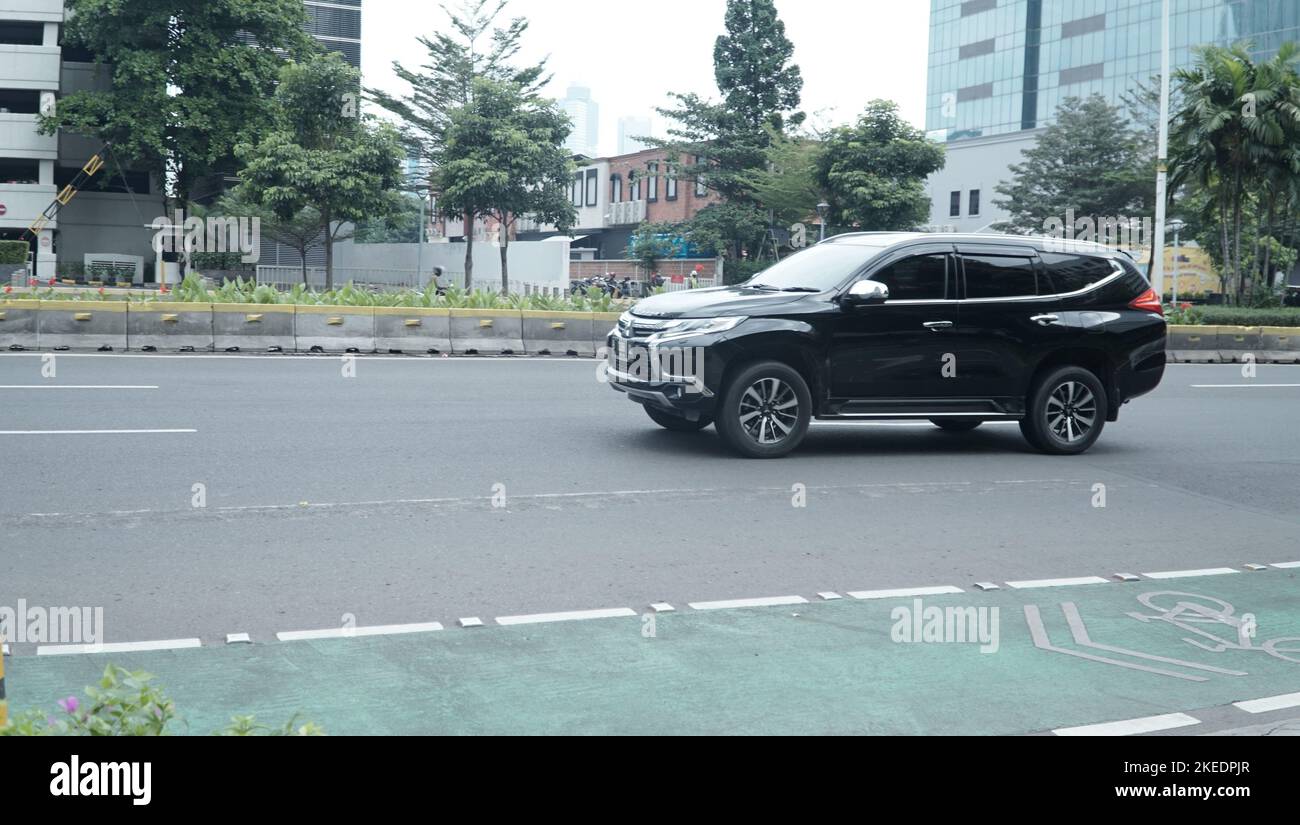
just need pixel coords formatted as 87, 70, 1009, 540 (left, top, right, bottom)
1031, 314, 1060, 326
923, 321, 954, 332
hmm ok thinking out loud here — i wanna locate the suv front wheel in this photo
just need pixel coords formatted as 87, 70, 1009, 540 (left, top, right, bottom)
1020, 366, 1107, 455
715, 361, 812, 459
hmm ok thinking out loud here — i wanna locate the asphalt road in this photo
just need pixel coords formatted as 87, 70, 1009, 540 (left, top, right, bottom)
1, 353, 1297, 647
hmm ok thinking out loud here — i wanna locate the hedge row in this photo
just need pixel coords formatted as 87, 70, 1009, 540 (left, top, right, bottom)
1169, 306, 1300, 327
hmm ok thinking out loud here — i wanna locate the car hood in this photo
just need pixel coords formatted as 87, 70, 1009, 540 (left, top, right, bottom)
631, 286, 809, 319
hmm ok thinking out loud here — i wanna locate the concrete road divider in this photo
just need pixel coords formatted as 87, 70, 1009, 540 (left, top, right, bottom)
450, 309, 524, 355
0, 299, 39, 350
295, 305, 376, 354
127, 303, 214, 352
36, 300, 128, 351
592, 313, 620, 355
1216, 326, 1262, 364
521, 311, 596, 357
1167, 325, 1221, 363
1261, 327, 1300, 364
374, 307, 452, 354
213, 304, 295, 352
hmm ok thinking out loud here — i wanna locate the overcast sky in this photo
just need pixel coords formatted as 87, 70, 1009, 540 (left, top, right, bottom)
362, 0, 932, 156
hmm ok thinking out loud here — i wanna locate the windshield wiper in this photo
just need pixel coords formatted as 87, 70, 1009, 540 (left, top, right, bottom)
779, 287, 821, 293
747, 284, 781, 292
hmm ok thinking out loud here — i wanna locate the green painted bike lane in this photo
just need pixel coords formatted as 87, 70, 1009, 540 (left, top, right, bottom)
7, 571, 1300, 735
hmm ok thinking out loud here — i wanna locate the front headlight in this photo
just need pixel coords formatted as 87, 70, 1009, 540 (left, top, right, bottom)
649, 316, 746, 343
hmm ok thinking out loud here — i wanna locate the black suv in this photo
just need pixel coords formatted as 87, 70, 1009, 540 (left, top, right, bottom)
605, 232, 1167, 458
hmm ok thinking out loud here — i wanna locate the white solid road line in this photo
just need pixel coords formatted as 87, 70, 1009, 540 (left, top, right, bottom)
1006, 576, 1111, 589
276, 622, 443, 642
37, 638, 202, 656
0, 385, 158, 390
0, 429, 196, 435
1233, 692, 1300, 714
495, 608, 638, 626
1142, 567, 1239, 580
688, 595, 808, 611
847, 585, 965, 600
1053, 712, 1202, 737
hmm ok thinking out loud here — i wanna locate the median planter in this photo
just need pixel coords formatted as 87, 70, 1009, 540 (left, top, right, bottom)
127, 303, 214, 352
374, 307, 452, 354
521, 311, 596, 357
1215, 326, 1262, 364
449, 309, 524, 355
36, 300, 128, 351
592, 312, 621, 355
294, 305, 376, 354
0, 299, 39, 350
1261, 327, 1300, 364
1167, 325, 1221, 363
213, 304, 295, 352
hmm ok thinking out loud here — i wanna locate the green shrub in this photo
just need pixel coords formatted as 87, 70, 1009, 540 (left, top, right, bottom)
0, 665, 324, 737
1188, 306, 1300, 327
0, 240, 29, 266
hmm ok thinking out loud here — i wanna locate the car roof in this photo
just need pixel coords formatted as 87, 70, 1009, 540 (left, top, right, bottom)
823, 231, 1129, 259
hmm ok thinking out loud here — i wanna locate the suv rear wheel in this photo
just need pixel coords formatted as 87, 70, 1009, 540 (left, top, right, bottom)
1020, 366, 1107, 455
715, 361, 812, 459
644, 406, 713, 432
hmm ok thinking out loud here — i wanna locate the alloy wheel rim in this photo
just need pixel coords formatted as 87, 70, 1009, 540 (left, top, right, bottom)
738, 377, 799, 445
1046, 381, 1097, 443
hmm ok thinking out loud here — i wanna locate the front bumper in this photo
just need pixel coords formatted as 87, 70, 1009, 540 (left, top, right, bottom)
605, 334, 721, 418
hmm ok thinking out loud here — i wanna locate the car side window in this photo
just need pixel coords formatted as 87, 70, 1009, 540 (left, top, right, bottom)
962, 255, 1039, 299
1040, 253, 1116, 294
869, 254, 948, 301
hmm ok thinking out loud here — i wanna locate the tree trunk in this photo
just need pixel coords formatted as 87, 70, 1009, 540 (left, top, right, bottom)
1219, 197, 1231, 295
323, 209, 334, 292
1232, 167, 1244, 305
464, 215, 475, 291
301, 255, 309, 287
499, 220, 510, 296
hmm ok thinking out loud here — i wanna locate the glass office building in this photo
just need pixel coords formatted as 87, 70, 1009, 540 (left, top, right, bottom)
304, 0, 362, 68
924, 0, 1300, 231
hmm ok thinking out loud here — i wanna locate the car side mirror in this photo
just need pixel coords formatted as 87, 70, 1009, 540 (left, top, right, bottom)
843, 280, 889, 307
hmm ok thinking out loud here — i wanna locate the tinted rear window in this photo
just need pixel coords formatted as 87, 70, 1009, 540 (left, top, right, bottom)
962, 255, 1039, 299
1041, 253, 1116, 294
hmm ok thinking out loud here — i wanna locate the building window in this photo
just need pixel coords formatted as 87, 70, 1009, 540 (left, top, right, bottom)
585, 169, 598, 207
1061, 14, 1105, 39
958, 38, 995, 60
611, 174, 623, 202
647, 162, 659, 202
694, 156, 707, 196
960, 0, 996, 17
666, 168, 678, 201
957, 83, 993, 103
1060, 63, 1104, 86
969, 189, 981, 217
571, 173, 583, 208
630, 171, 641, 201
949, 191, 961, 218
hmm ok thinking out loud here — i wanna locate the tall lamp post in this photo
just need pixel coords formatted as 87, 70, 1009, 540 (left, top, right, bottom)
1151, 0, 1172, 300
816, 202, 830, 243
1167, 218, 1186, 306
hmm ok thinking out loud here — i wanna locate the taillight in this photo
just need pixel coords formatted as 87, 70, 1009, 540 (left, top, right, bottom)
1128, 288, 1163, 315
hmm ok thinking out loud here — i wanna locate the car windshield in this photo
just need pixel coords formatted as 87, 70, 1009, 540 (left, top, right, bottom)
747, 244, 884, 292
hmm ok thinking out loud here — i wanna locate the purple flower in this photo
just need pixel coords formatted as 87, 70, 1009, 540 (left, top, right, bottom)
57, 696, 79, 715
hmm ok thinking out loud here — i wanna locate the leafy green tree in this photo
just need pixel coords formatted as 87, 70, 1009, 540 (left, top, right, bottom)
739, 130, 828, 227
655, 0, 804, 257
368, 0, 548, 284
40, 0, 313, 211
354, 195, 426, 245
817, 102, 946, 232
211, 195, 326, 285
994, 95, 1152, 235
235, 54, 406, 289
435, 78, 575, 293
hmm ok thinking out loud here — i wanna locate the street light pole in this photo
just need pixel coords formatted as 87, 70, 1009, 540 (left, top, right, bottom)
1152, 0, 1172, 302
816, 202, 830, 243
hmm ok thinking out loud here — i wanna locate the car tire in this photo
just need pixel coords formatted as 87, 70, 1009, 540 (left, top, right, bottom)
1021, 366, 1107, 455
930, 418, 983, 433
644, 406, 713, 432
715, 361, 812, 459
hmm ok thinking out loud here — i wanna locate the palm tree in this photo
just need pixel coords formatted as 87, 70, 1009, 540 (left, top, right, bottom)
1171, 43, 1300, 303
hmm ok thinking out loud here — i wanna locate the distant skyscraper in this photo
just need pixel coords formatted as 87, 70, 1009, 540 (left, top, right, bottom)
560, 84, 601, 157
617, 116, 654, 154
304, 0, 362, 68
